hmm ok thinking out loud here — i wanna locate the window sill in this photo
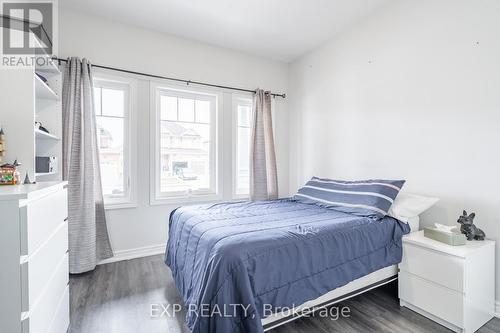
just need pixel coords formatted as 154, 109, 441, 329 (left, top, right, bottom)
233, 193, 250, 200
104, 201, 138, 210
150, 193, 222, 206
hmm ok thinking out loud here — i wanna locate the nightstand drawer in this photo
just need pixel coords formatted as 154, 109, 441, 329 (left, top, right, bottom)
400, 242, 464, 292
399, 271, 464, 328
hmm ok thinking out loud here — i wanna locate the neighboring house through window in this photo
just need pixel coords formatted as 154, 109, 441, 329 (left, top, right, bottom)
94, 75, 137, 208
151, 83, 219, 203
96, 77, 256, 207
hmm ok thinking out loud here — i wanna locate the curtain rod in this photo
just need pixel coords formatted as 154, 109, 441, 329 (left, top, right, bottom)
55, 58, 286, 99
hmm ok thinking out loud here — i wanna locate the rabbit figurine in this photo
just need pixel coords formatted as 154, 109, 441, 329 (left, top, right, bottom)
457, 210, 485, 241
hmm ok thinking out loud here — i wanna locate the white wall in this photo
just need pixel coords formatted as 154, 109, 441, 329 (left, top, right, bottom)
288, 0, 500, 301
58, 8, 288, 257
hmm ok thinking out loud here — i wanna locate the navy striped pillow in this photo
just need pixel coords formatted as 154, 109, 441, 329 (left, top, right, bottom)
293, 177, 405, 219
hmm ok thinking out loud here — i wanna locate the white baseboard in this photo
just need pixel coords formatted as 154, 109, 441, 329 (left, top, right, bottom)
98, 244, 165, 265
495, 300, 500, 318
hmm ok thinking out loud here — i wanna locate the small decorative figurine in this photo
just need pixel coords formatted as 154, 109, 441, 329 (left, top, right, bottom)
0, 127, 5, 163
23, 172, 34, 185
457, 210, 485, 241
35, 121, 50, 134
0, 159, 21, 185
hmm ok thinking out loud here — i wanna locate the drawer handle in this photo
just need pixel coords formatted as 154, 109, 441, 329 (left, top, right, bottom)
19, 207, 28, 256
21, 313, 29, 333
20, 262, 29, 312
64, 217, 68, 222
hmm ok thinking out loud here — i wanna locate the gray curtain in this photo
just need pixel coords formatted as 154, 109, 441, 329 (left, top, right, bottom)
250, 89, 278, 200
62, 57, 113, 274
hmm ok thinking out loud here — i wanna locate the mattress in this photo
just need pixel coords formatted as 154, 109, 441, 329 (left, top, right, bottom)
407, 215, 420, 232
165, 199, 410, 333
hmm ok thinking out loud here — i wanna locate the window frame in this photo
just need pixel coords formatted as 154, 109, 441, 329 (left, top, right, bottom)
149, 81, 223, 205
232, 94, 253, 199
93, 73, 138, 210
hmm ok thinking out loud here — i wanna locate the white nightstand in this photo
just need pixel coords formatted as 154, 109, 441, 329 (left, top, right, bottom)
399, 231, 495, 333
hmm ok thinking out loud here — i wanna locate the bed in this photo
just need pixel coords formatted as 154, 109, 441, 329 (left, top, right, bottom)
165, 198, 411, 333
262, 216, 419, 330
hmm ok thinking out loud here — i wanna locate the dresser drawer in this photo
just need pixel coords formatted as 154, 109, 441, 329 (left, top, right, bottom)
26, 253, 69, 333
22, 221, 68, 309
47, 285, 70, 333
20, 188, 68, 256
400, 242, 464, 292
399, 271, 464, 328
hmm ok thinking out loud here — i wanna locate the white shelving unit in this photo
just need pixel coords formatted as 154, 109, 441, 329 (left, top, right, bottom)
0, 29, 62, 182
34, 57, 62, 182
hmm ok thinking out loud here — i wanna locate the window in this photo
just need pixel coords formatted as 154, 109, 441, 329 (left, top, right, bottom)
94, 76, 136, 208
151, 84, 219, 202
233, 96, 253, 197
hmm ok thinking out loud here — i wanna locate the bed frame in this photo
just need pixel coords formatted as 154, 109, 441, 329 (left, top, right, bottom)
262, 218, 419, 331
262, 264, 398, 331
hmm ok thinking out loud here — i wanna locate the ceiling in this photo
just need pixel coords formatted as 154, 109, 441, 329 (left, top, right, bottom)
60, 0, 391, 62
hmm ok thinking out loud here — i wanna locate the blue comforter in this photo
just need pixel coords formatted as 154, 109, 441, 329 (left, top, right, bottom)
165, 199, 410, 333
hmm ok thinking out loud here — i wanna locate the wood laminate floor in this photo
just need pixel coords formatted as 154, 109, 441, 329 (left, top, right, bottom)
69, 255, 500, 333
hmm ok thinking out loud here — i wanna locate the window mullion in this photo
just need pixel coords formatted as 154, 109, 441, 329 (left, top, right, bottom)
176, 97, 179, 121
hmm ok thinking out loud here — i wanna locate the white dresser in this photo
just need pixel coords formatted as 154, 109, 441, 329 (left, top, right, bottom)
399, 230, 495, 333
0, 182, 69, 333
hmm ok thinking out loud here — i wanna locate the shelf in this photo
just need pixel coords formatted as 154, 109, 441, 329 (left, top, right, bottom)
35, 171, 57, 177
35, 128, 60, 141
35, 74, 59, 101
36, 59, 61, 77
33, 36, 60, 76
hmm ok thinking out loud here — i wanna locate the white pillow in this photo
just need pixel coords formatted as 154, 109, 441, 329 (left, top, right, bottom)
388, 192, 439, 223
